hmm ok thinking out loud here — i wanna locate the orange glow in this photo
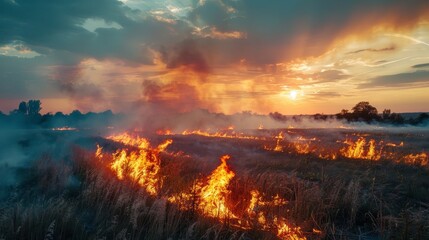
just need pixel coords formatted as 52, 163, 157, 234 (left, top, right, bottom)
403, 152, 428, 166
179, 129, 262, 140
51, 127, 77, 131
96, 133, 316, 239
98, 132, 172, 195
199, 155, 237, 218
340, 137, 381, 160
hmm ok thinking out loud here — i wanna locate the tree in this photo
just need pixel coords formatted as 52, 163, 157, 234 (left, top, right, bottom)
382, 109, 391, 120
351, 101, 379, 122
28, 100, 42, 115
18, 101, 28, 114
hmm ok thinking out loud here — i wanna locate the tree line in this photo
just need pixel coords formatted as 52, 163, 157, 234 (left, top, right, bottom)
334, 101, 428, 125
0, 100, 122, 129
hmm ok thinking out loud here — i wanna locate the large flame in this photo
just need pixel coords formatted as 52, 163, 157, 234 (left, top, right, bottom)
97, 132, 172, 195
97, 132, 310, 239
199, 155, 237, 218
340, 137, 381, 160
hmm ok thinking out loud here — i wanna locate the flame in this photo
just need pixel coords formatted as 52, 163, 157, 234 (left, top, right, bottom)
199, 155, 236, 218
340, 137, 381, 160
167, 155, 237, 218
264, 132, 284, 152
385, 141, 404, 147
95, 144, 103, 159
156, 129, 172, 135
292, 142, 311, 154
403, 152, 428, 166
246, 190, 304, 239
107, 132, 150, 149
51, 127, 77, 131
180, 129, 262, 140
99, 132, 172, 195
97, 133, 308, 239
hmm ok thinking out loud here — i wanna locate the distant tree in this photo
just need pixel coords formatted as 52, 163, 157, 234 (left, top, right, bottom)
382, 109, 391, 120
28, 100, 42, 115
18, 101, 28, 114
269, 112, 288, 122
411, 113, 429, 125
70, 110, 83, 120
54, 112, 65, 118
351, 101, 379, 122
336, 109, 352, 121
314, 113, 328, 121
340, 109, 349, 115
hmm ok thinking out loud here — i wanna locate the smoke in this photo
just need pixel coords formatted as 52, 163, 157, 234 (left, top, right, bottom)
160, 39, 210, 75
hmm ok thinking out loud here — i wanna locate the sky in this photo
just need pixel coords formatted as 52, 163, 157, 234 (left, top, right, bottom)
1, 0, 429, 115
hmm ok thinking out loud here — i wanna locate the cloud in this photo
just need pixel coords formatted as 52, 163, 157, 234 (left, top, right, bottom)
359, 70, 429, 88
188, 0, 429, 66
0, 55, 58, 99
412, 63, 429, 68
347, 46, 396, 54
306, 91, 342, 100
312, 70, 350, 82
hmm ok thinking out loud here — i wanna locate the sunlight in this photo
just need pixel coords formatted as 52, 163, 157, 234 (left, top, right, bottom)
289, 90, 298, 100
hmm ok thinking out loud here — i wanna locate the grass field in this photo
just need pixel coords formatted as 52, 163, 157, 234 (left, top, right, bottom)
0, 128, 428, 239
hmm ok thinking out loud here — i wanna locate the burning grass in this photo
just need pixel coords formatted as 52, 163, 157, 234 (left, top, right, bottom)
0, 128, 428, 239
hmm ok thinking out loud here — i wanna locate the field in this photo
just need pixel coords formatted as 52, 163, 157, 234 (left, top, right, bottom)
0, 127, 428, 239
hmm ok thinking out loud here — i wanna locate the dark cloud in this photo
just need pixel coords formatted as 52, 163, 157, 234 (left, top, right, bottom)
188, 0, 429, 65
161, 39, 210, 74
0, 0, 192, 63
412, 63, 429, 69
359, 70, 429, 88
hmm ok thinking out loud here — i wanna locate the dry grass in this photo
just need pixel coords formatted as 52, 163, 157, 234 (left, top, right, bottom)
0, 133, 428, 240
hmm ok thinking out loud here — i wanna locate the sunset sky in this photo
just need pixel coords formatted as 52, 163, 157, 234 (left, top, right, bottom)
1, 0, 429, 115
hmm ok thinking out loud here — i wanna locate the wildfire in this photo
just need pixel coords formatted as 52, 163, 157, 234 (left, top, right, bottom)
168, 155, 236, 218
403, 152, 428, 166
292, 142, 311, 154
97, 132, 309, 239
340, 137, 382, 160
199, 155, 237, 218
97, 132, 172, 195
246, 190, 305, 240
178, 129, 262, 140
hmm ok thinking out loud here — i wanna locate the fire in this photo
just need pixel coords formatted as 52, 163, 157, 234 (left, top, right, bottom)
97, 132, 172, 195
51, 127, 77, 131
168, 155, 236, 218
156, 129, 172, 135
97, 132, 308, 239
386, 141, 404, 147
246, 190, 305, 240
264, 131, 285, 152
180, 129, 262, 140
107, 132, 150, 149
403, 152, 428, 166
292, 142, 311, 154
340, 137, 382, 160
199, 155, 236, 218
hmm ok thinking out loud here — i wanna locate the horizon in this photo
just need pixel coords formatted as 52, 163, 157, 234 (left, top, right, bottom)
1, 1, 429, 115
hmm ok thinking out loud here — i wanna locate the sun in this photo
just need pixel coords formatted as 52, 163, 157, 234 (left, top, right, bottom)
289, 90, 298, 100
